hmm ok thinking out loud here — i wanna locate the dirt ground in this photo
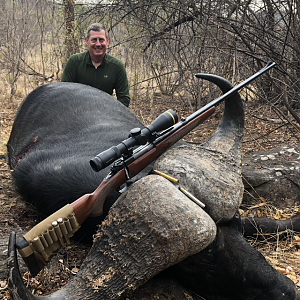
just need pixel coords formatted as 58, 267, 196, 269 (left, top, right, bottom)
1, 94, 300, 299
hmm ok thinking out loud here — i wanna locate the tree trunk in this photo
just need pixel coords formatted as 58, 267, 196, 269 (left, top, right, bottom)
63, 0, 76, 63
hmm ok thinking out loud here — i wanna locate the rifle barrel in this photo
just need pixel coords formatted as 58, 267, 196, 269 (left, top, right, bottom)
152, 62, 276, 146
192, 61, 276, 121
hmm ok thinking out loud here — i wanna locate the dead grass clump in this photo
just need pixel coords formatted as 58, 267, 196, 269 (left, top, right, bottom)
241, 204, 300, 288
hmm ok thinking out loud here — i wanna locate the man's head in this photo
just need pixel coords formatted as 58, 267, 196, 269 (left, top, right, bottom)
86, 23, 110, 62
86, 23, 109, 40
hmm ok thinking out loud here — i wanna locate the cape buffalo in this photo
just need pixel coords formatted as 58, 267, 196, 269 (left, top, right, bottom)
6, 78, 300, 299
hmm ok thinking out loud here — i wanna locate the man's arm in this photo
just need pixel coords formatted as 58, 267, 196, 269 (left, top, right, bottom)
115, 63, 130, 107
61, 56, 77, 82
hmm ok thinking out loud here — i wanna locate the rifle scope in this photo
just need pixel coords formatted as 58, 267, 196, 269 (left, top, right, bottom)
90, 109, 178, 172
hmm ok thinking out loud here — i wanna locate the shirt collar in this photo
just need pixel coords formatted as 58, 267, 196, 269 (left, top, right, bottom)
87, 51, 107, 66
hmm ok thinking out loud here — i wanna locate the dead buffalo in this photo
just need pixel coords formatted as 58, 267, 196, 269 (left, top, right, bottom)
6, 78, 300, 299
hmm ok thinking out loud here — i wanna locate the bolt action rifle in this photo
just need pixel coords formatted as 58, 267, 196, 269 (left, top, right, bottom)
14, 62, 276, 277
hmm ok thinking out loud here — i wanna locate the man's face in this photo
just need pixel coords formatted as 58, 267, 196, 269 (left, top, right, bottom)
86, 30, 110, 59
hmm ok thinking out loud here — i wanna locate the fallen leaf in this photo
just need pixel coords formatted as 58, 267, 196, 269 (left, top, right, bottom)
0, 280, 7, 290
71, 267, 79, 274
274, 210, 290, 220
275, 266, 287, 274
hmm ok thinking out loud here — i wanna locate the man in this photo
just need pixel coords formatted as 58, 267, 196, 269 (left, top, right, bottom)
61, 23, 130, 107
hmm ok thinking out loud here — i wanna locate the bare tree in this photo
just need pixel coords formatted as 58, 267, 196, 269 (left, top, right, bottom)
63, 0, 78, 62
0, 0, 299, 147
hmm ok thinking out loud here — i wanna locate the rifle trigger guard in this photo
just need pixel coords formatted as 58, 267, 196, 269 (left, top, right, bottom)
119, 183, 128, 193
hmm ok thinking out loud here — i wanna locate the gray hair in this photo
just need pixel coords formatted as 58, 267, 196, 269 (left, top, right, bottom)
86, 23, 109, 39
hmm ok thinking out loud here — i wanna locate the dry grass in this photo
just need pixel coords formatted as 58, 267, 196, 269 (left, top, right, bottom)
240, 203, 300, 288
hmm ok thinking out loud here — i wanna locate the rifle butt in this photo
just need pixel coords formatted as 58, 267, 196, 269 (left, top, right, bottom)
16, 237, 45, 277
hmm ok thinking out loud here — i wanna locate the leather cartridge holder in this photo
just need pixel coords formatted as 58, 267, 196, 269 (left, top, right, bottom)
17, 204, 80, 265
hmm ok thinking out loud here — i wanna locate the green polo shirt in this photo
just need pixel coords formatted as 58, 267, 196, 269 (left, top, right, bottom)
61, 51, 130, 107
